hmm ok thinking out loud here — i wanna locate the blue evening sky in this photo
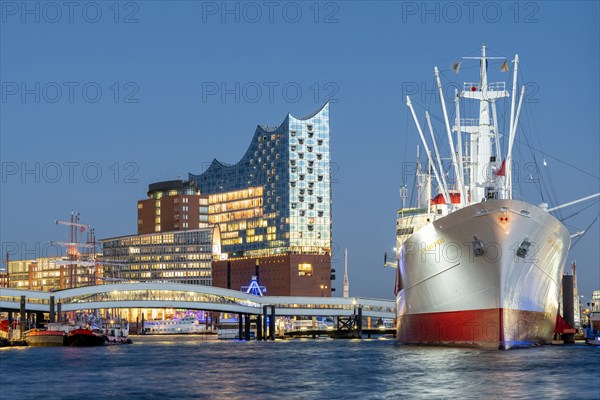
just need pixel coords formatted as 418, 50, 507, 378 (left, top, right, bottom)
1, 1, 598, 300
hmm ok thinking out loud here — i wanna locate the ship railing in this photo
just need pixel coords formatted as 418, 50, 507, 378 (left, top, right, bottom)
463, 82, 505, 92
460, 118, 478, 126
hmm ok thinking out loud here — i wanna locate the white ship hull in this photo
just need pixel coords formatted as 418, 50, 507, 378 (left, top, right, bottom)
396, 199, 571, 349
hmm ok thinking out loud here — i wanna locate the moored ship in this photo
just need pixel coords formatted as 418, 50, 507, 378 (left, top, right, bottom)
143, 315, 206, 335
393, 45, 592, 349
64, 328, 106, 346
25, 329, 65, 347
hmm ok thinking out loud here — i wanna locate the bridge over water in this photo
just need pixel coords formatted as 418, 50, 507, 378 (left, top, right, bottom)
0, 283, 396, 319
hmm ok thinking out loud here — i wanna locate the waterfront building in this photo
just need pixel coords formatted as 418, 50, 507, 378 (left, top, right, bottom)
189, 103, 333, 296
100, 229, 214, 285
5, 256, 104, 291
138, 179, 209, 234
0, 270, 8, 288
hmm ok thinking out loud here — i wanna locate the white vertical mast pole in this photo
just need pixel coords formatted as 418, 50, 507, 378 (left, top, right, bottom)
506, 85, 526, 199
491, 99, 501, 162
434, 67, 465, 207
454, 88, 466, 205
508, 55, 520, 140
427, 161, 432, 216
425, 111, 451, 202
507, 54, 519, 198
406, 96, 446, 206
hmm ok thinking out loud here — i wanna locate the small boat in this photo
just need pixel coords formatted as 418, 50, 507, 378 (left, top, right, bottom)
25, 329, 65, 347
103, 319, 132, 344
64, 328, 107, 346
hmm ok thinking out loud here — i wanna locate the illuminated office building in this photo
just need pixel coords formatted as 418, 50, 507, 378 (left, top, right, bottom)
5, 256, 104, 291
189, 103, 333, 296
101, 229, 214, 285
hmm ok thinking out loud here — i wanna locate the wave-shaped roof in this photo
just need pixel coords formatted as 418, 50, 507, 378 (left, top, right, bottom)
189, 103, 328, 182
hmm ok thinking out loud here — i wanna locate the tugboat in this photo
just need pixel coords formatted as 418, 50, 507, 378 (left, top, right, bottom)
103, 319, 132, 344
64, 328, 107, 346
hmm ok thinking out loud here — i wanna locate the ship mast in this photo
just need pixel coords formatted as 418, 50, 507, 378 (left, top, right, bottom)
460, 44, 509, 203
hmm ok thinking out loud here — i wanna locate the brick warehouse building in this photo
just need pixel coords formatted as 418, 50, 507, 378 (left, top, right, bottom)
190, 103, 334, 296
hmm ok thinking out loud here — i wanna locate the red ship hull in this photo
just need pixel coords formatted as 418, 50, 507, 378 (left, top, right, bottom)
397, 308, 556, 349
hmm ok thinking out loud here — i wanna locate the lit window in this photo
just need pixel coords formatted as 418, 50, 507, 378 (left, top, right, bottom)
298, 263, 313, 277
138, 203, 143, 209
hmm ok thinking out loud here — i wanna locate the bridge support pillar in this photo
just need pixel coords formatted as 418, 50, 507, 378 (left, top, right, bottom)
35, 312, 44, 328
262, 306, 267, 340
49, 295, 55, 323
357, 306, 363, 339
256, 314, 262, 341
269, 306, 276, 340
238, 314, 243, 340
244, 314, 251, 341
19, 295, 26, 340
57, 303, 62, 322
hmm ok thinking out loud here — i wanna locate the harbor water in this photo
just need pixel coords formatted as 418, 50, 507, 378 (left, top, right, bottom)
1, 336, 599, 399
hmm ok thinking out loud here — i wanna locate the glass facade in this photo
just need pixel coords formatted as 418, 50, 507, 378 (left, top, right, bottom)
101, 229, 213, 285
189, 103, 332, 259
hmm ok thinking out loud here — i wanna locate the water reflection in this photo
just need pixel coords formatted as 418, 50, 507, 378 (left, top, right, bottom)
1, 336, 598, 400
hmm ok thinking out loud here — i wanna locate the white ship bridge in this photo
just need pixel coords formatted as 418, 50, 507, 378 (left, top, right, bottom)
0, 283, 395, 319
